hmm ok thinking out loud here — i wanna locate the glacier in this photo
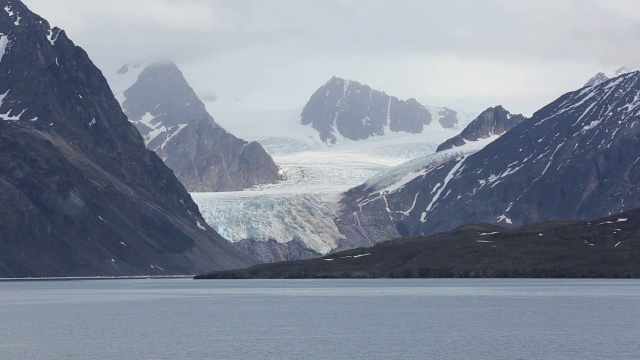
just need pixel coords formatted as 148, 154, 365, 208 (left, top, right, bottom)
190, 116, 489, 256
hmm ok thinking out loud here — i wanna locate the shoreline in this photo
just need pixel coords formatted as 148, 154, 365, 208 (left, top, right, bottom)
0, 275, 194, 282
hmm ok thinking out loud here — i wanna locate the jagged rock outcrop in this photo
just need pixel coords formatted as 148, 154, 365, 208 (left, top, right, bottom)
335, 71, 640, 249
436, 107, 458, 129
120, 61, 280, 192
300, 77, 435, 144
436, 106, 526, 152
0, 0, 255, 277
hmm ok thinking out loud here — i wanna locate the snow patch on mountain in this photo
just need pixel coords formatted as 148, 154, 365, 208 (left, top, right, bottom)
3, 4, 21, 26
45, 28, 59, 45
364, 135, 498, 195
0, 34, 9, 63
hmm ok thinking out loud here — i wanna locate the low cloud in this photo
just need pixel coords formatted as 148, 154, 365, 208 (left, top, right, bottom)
24, 0, 640, 114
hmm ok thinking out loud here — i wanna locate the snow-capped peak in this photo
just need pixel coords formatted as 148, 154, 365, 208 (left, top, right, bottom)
584, 66, 636, 87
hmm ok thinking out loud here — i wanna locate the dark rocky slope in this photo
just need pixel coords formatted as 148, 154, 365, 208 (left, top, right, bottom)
122, 61, 280, 192
196, 209, 640, 279
436, 106, 525, 152
0, 0, 255, 277
335, 71, 640, 249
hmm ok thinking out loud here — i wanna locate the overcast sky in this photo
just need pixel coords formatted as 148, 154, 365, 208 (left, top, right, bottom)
23, 0, 640, 115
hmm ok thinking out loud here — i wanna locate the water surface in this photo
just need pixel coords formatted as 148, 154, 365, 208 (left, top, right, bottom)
1, 279, 638, 359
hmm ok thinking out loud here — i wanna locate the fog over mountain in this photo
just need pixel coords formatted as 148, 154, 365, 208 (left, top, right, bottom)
22, 0, 640, 116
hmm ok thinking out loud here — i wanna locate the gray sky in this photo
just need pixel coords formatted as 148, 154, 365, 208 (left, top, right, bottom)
24, 0, 640, 115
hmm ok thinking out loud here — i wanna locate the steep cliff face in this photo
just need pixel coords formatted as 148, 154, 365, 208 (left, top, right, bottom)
436, 106, 526, 152
336, 72, 640, 250
301, 77, 451, 144
121, 62, 280, 192
0, 0, 255, 277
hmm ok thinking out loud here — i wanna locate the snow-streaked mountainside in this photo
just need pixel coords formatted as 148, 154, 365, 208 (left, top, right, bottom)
337, 71, 640, 250
116, 61, 280, 192
363, 136, 500, 195
584, 66, 635, 87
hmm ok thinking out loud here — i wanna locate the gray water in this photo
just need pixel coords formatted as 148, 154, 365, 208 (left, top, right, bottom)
1, 279, 639, 359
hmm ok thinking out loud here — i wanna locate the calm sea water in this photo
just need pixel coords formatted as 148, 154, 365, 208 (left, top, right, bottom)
0, 279, 638, 359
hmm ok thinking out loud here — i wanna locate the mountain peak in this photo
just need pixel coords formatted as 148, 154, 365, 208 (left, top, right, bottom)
327, 75, 348, 83
436, 105, 525, 152
121, 61, 281, 192
301, 78, 433, 143
122, 61, 211, 129
584, 66, 636, 87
